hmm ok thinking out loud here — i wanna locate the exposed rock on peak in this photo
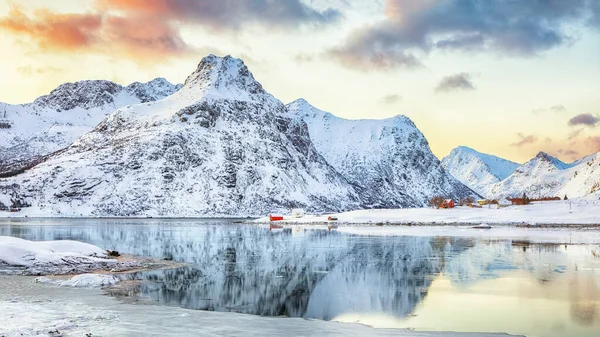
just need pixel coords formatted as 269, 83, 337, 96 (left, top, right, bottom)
0, 77, 182, 177
182, 55, 266, 102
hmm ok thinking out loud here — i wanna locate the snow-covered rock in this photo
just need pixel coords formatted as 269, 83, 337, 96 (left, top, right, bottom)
441, 146, 520, 197
0, 78, 181, 176
286, 99, 476, 208
0, 236, 120, 275
35, 274, 119, 288
489, 151, 600, 199
0, 55, 361, 216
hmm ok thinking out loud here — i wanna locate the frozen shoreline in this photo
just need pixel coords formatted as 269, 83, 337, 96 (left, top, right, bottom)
256, 199, 600, 226
0, 275, 522, 337
0, 236, 176, 276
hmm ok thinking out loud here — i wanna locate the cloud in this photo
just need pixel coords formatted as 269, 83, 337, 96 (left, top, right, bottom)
510, 132, 538, 147
587, 136, 600, 151
0, 6, 190, 61
435, 73, 475, 93
380, 94, 402, 104
532, 104, 567, 114
569, 128, 584, 140
294, 53, 315, 63
568, 113, 600, 127
551, 105, 567, 113
1, 1, 340, 63
16, 65, 62, 76
0, 7, 102, 51
590, 0, 600, 28
556, 148, 580, 157
97, 0, 341, 31
329, 0, 594, 70
328, 44, 423, 71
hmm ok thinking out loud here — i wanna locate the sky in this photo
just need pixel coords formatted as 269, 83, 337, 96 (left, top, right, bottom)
0, 0, 599, 163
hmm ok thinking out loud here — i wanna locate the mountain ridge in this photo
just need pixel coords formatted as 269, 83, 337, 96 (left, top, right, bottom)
0, 55, 477, 215
0, 77, 182, 176
286, 98, 477, 208
441, 146, 520, 197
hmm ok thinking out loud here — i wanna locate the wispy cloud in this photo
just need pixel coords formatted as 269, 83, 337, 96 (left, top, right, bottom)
380, 94, 402, 104
568, 113, 599, 127
510, 132, 537, 147
435, 73, 475, 93
294, 53, 315, 63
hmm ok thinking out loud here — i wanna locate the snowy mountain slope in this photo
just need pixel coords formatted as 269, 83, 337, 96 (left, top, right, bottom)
0, 78, 182, 175
0, 55, 360, 216
558, 153, 600, 197
285, 99, 477, 208
489, 151, 600, 199
441, 146, 520, 197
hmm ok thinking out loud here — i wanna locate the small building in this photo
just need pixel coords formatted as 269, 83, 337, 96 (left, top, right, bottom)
508, 198, 528, 205
498, 198, 512, 207
291, 208, 305, 218
269, 214, 284, 221
477, 200, 489, 206
440, 199, 455, 209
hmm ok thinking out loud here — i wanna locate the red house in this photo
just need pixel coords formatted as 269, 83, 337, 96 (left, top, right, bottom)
269, 214, 284, 221
440, 199, 455, 209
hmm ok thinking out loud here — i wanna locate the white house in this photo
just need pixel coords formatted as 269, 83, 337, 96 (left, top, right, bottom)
291, 208, 306, 218
498, 198, 512, 207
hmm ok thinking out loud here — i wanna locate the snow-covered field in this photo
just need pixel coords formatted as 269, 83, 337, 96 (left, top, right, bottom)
0, 275, 520, 337
0, 237, 151, 275
258, 198, 600, 226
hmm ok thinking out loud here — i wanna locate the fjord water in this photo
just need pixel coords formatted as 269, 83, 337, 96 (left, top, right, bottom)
1, 219, 599, 336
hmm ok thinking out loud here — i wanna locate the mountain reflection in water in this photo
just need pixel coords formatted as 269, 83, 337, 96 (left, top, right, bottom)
1, 219, 599, 337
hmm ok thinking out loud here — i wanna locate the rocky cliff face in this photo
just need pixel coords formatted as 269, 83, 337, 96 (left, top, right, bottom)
285, 99, 477, 208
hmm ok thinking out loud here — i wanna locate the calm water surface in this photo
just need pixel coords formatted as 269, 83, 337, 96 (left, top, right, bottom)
1, 218, 600, 337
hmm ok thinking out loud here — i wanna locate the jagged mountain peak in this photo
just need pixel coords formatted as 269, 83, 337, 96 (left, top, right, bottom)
490, 149, 600, 199
181, 55, 266, 101
527, 151, 569, 170
287, 98, 313, 111
30, 78, 181, 111
125, 77, 182, 103
33, 80, 123, 111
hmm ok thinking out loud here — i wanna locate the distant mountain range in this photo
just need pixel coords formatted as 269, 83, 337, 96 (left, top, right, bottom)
0, 55, 475, 216
441, 146, 520, 197
0, 78, 182, 176
442, 147, 600, 199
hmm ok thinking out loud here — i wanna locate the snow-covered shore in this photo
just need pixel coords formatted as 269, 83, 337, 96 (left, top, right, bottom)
257, 199, 600, 226
0, 236, 162, 276
0, 275, 521, 337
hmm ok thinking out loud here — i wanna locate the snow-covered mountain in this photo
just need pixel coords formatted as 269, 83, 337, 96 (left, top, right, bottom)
0, 55, 361, 216
285, 99, 477, 208
441, 146, 520, 197
0, 78, 182, 176
489, 151, 600, 199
